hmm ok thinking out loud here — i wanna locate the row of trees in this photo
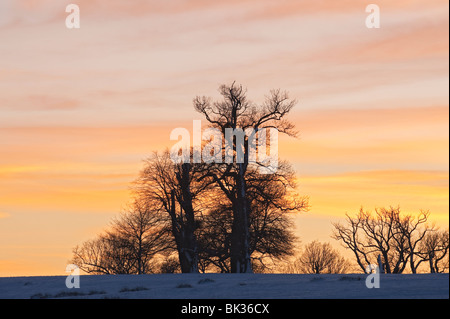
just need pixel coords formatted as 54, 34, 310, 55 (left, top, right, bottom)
71, 203, 449, 274
281, 207, 449, 275
72, 83, 309, 274
70, 83, 449, 275
283, 209, 449, 275
332, 207, 449, 274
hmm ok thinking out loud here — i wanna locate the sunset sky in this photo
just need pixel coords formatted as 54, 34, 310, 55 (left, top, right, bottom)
0, 0, 448, 276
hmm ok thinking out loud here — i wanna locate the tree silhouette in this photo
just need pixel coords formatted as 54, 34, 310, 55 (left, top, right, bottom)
193, 82, 300, 273
287, 241, 353, 274
332, 207, 445, 273
71, 198, 170, 274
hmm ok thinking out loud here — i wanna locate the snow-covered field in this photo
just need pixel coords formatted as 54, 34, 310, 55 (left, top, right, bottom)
0, 273, 448, 299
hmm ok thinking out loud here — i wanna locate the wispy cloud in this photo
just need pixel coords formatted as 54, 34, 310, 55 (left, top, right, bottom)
0, 95, 80, 111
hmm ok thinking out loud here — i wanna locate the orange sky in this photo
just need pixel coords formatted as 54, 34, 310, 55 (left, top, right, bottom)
0, 0, 448, 276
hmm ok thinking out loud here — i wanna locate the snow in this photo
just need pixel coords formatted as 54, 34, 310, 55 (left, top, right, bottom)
0, 273, 448, 299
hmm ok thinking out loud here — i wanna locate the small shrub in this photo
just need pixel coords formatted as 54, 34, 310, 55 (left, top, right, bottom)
119, 286, 149, 293
53, 291, 86, 298
198, 278, 215, 284
88, 290, 107, 295
30, 293, 52, 299
176, 283, 193, 288
339, 276, 363, 281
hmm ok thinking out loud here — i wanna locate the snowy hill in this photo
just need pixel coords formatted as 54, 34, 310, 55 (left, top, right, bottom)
0, 273, 448, 299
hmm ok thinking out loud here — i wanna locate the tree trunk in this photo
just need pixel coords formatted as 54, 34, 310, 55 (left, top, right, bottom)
377, 254, 385, 274
429, 252, 436, 273
382, 252, 391, 274
177, 163, 199, 273
137, 238, 143, 274
230, 166, 253, 273
230, 201, 251, 273
410, 253, 417, 274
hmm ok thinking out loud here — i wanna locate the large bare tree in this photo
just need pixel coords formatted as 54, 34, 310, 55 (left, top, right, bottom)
193, 82, 300, 273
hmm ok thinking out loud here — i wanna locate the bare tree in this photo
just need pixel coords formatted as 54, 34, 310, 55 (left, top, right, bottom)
135, 151, 212, 273
158, 256, 182, 274
108, 199, 170, 274
193, 82, 299, 273
288, 241, 353, 274
395, 210, 433, 273
71, 199, 170, 274
331, 212, 370, 273
72, 233, 140, 275
418, 229, 449, 273
72, 235, 117, 275
332, 206, 436, 274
